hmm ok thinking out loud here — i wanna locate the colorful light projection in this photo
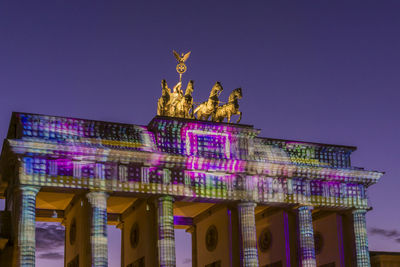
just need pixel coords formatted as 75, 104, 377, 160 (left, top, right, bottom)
16, 150, 372, 209
15, 113, 155, 152
87, 191, 108, 267
15, 186, 40, 266
298, 206, 317, 267
185, 129, 231, 159
238, 202, 259, 267
157, 196, 176, 267
353, 209, 371, 266
254, 139, 354, 168
148, 118, 255, 159
5, 113, 382, 211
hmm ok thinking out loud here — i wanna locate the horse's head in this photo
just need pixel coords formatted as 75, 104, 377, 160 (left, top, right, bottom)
185, 80, 194, 95
211, 81, 223, 96
228, 88, 242, 102
234, 88, 242, 99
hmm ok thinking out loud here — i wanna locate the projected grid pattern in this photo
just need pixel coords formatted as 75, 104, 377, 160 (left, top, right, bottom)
1, 112, 383, 267
6, 113, 381, 210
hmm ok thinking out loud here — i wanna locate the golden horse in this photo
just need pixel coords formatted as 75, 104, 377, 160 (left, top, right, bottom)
214, 88, 242, 123
193, 81, 223, 120
175, 80, 194, 118
157, 80, 194, 118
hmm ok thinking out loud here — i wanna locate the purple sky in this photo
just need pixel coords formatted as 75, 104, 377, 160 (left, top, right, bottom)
1, 1, 400, 266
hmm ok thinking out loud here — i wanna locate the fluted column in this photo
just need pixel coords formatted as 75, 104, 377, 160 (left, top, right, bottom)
238, 202, 259, 267
157, 196, 176, 267
353, 209, 370, 267
14, 185, 40, 267
87, 191, 108, 267
298, 206, 316, 267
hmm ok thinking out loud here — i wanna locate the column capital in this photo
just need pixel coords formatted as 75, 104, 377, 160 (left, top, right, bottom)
14, 185, 40, 195
86, 190, 109, 196
352, 209, 368, 215
86, 190, 108, 209
237, 202, 257, 208
297, 205, 314, 212
157, 195, 174, 203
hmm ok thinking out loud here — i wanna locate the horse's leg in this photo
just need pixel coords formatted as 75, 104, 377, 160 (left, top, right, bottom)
198, 110, 206, 120
196, 108, 202, 120
236, 111, 242, 123
211, 112, 216, 122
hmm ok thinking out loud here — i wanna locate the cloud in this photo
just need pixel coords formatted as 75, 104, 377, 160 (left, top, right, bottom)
38, 252, 64, 260
36, 222, 65, 250
369, 227, 400, 243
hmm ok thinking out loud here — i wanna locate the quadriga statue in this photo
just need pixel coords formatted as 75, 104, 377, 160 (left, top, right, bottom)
193, 81, 223, 121
157, 79, 242, 123
157, 79, 194, 119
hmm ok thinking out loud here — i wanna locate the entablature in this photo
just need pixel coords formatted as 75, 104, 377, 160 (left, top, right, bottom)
4, 139, 382, 186
0, 112, 384, 210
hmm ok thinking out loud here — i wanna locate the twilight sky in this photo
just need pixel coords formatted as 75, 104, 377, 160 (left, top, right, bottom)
1, 1, 400, 266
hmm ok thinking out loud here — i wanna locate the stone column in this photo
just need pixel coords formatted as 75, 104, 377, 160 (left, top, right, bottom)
238, 202, 259, 267
298, 206, 317, 267
87, 191, 108, 267
116, 221, 125, 267
353, 209, 370, 267
14, 185, 40, 267
156, 196, 176, 267
186, 226, 197, 267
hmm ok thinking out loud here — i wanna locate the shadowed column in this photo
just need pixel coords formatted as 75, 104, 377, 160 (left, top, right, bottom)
353, 209, 370, 267
87, 191, 108, 267
14, 185, 40, 267
298, 206, 316, 267
238, 202, 259, 267
157, 196, 176, 267
186, 225, 197, 267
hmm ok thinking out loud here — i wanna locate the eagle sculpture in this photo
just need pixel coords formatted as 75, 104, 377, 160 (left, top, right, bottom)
173, 50, 191, 63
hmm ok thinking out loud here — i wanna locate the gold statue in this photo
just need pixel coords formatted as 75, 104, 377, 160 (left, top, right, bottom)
157, 50, 244, 123
157, 79, 171, 116
175, 80, 194, 118
173, 50, 191, 83
193, 81, 223, 120
169, 81, 183, 116
157, 79, 194, 119
214, 88, 242, 123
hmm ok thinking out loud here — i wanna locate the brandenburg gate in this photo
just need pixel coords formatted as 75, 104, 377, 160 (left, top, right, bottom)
0, 52, 383, 267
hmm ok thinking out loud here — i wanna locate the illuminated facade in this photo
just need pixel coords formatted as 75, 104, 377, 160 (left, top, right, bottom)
0, 112, 383, 266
